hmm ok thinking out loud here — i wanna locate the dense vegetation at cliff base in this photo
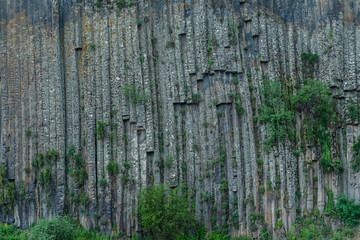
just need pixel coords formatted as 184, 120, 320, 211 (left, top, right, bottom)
0, 185, 360, 239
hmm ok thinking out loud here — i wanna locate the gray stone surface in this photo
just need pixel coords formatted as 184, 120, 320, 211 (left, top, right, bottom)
0, 0, 360, 238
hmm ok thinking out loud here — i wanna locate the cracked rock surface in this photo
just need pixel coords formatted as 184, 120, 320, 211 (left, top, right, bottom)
0, 0, 360, 238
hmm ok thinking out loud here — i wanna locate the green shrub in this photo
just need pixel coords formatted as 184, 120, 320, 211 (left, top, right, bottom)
324, 189, 335, 215
347, 104, 360, 121
123, 161, 131, 170
319, 145, 343, 174
45, 149, 59, 162
301, 52, 318, 65
293, 78, 339, 173
137, 185, 201, 240
352, 138, 360, 171
0, 222, 27, 240
256, 158, 263, 165
29, 216, 73, 240
259, 78, 295, 149
232, 93, 245, 115
106, 160, 119, 175
335, 194, 360, 226
25, 129, 32, 137
192, 93, 201, 103
233, 77, 239, 85
292, 78, 334, 144
275, 219, 283, 229
0, 164, 6, 204
0, 219, 111, 240
205, 229, 229, 240
123, 83, 147, 104
6, 182, 15, 212
164, 155, 173, 169
32, 153, 44, 168
96, 121, 106, 140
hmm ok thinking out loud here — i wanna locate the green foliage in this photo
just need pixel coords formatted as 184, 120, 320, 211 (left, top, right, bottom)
233, 93, 245, 115
87, 42, 95, 51
275, 219, 283, 229
191, 93, 201, 103
287, 207, 358, 240
123, 83, 147, 104
292, 78, 340, 173
301, 52, 319, 65
165, 155, 173, 169
207, 57, 213, 68
352, 137, 360, 171
324, 188, 335, 215
347, 104, 360, 122
25, 129, 32, 137
319, 145, 343, 174
137, 185, 201, 240
259, 186, 265, 194
6, 182, 15, 212
29, 217, 72, 240
0, 218, 111, 240
96, 121, 106, 140
31, 153, 45, 169
232, 77, 239, 85
45, 149, 59, 163
335, 194, 360, 226
205, 229, 229, 240
68, 149, 88, 186
0, 222, 27, 240
116, 0, 135, 10
99, 178, 107, 186
123, 161, 131, 170
106, 160, 119, 175
259, 78, 295, 149
293, 78, 334, 144
220, 179, 228, 193
0, 163, 6, 204
79, 192, 89, 208
38, 168, 51, 185
94, 1, 101, 7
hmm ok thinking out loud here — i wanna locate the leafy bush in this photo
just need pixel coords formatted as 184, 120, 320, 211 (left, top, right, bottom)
292, 78, 334, 144
6, 182, 15, 211
292, 78, 340, 172
352, 138, 360, 171
301, 52, 318, 65
0, 163, 6, 204
137, 185, 201, 240
96, 121, 106, 140
259, 78, 295, 149
45, 149, 59, 162
29, 216, 74, 240
123, 83, 147, 104
335, 194, 360, 226
106, 160, 119, 175
0, 222, 27, 240
347, 104, 360, 121
319, 145, 343, 174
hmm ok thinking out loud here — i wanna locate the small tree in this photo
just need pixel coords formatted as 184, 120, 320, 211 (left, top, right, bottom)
29, 216, 73, 240
138, 185, 201, 239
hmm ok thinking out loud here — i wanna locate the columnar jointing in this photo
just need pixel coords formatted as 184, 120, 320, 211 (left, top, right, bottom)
0, 0, 360, 238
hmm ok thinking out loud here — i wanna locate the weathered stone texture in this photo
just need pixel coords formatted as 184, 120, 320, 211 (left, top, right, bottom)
1, 0, 360, 238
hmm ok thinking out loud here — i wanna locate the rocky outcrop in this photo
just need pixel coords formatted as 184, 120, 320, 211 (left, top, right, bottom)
0, 0, 360, 238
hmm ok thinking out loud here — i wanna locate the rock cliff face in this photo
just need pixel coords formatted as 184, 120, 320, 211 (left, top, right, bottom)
1, 0, 360, 238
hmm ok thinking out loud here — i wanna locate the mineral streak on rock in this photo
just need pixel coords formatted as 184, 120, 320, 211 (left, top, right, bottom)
0, 0, 360, 238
